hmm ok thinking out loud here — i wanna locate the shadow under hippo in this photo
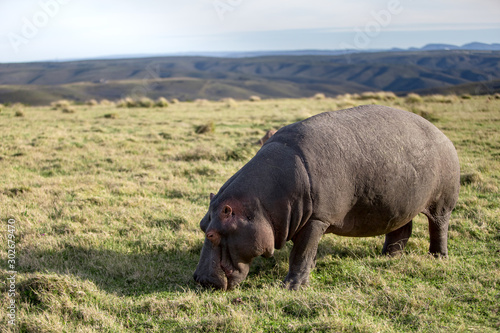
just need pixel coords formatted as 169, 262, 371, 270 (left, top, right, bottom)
194, 105, 460, 290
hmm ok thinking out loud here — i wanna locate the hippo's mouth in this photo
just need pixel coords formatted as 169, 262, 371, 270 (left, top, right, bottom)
194, 240, 249, 290
220, 253, 237, 289
221, 263, 234, 278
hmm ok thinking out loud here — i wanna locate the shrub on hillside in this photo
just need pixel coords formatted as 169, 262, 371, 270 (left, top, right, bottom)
220, 98, 238, 108
333, 94, 358, 109
359, 92, 378, 100
116, 97, 135, 108
249, 95, 261, 102
51, 100, 72, 109
338, 93, 353, 99
85, 99, 99, 106
379, 91, 397, 100
137, 97, 155, 108
356, 91, 397, 101
405, 93, 423, 104
313, 93, 326, 100
195, 99, 210, 106
117, 96, 157, 108
155, 97, 169, 108
99, 99, 115, 107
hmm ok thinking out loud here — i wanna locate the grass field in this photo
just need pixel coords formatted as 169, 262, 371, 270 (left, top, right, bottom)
1, 95, 499, 332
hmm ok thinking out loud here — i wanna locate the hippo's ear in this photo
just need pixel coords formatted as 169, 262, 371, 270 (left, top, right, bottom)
210, 193, 215, 201
220, 205, 232, 221
219, 205, 237, 231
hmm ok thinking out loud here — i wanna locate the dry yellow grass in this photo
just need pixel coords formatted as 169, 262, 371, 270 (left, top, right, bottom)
0, 96, 498, 332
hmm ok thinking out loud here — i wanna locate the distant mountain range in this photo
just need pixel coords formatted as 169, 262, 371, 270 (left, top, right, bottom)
411, 42, 500, 52
62, 43, 500, 61
0, 47, 499, 105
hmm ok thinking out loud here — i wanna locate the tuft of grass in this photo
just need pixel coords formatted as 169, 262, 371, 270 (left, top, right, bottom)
312, 93, 326, 100
104, 112, 118, 119
62, 106, 76, 113
224, 142, 256, 161
116, 97, 135, 108
51, 99, 72, 109
86, 99, 99, 106
3, 186, 32, 197
177, 145, 219, 161
15, 109, 25, 117
379, 91, 398, 100
99, 99, 115, 106
155, 97, 169, 108
358, 91, 377, 100
410, 105, 439, 122
116, 96, 158, 108
137, 97, 155, 108
195, 99, 209, 106
220, 97, 238, 108
405, 93, 423, 104
195, 121, 215, 134
424, 94, 458, 104
460, 172, 483, 186
356, 91, 398, 101
461, 94, 473, 100
249, 95, 261, 102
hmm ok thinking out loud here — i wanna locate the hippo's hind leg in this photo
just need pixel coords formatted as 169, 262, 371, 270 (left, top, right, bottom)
424, 209, 451, 258
382, 221, 413, 256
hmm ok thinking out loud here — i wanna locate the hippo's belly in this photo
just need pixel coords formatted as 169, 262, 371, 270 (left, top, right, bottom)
272, 105, 448, 236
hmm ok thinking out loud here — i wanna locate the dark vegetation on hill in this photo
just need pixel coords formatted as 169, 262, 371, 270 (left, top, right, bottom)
1, 50, 499, 105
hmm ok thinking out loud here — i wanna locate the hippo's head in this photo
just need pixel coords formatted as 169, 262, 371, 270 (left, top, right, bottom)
193, 193, 275, 290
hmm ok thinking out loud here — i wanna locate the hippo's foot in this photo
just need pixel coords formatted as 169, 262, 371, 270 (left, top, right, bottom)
284, 220, 328, 290
425, 210, 451, 259
283, 274, 309, 290
428, 251, 448, 259
382, 221, 413, 256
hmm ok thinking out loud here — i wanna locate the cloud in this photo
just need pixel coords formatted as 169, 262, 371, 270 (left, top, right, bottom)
0, 0, 499, 62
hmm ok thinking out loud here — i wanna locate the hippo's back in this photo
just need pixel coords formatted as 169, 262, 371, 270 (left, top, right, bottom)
266, 105, 460, 236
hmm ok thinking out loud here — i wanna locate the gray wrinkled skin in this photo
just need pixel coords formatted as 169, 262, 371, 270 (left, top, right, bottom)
193, 105, 460, 290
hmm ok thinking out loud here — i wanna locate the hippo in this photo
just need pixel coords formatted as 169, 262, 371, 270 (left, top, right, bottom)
193, 105, 460, 290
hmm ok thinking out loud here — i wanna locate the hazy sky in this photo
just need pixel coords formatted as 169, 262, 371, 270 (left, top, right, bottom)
0, 0, 499, 63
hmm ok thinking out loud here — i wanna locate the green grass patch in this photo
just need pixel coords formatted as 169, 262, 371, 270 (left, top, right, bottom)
1, 97, 499, 332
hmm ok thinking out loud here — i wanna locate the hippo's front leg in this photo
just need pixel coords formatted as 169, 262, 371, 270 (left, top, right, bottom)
284, 220, 329, 290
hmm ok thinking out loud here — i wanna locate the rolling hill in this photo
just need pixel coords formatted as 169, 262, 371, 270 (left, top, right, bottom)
1, 50, 499, 105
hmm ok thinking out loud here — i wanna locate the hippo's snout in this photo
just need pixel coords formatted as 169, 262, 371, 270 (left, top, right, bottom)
193, 270, 228, 290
